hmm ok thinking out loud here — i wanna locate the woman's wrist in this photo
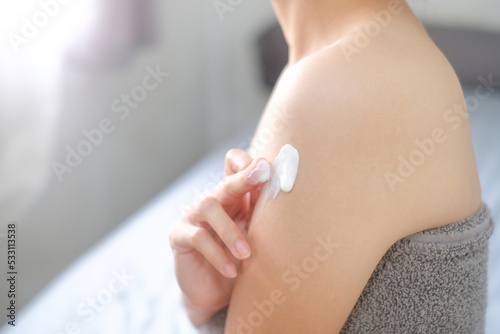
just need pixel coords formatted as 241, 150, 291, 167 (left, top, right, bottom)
182, 294, 224, 328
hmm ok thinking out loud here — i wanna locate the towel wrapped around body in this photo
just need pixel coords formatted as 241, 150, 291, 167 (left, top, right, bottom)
199, 203, 494, 334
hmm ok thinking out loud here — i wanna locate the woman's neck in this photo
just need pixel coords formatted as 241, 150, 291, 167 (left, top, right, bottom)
271, 0, 406, 65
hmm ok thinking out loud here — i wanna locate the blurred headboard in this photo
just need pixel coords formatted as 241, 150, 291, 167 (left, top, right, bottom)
258, 24, 500, 89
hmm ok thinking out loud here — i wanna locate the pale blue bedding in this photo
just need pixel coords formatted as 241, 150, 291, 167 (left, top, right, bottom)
1, 89, 498, 334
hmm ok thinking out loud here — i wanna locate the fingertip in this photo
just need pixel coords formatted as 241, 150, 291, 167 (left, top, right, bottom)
246, 159, 271, 185
223, 263, 237, 278
239, 251, 251, 260
234, 238, 251, 259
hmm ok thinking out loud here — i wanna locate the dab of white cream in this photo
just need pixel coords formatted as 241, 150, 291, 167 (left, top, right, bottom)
261, 144, 299, 203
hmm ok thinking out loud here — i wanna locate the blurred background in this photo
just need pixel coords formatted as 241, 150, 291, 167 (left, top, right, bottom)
0, 0, 499, 331
0, 0, 275, 314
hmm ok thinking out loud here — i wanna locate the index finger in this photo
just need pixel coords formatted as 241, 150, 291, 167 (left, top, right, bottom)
215, 158, 271, 206
225, 149, 253, 176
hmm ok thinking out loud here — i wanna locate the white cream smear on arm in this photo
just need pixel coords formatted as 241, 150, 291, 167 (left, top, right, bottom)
261, 144, 300, 204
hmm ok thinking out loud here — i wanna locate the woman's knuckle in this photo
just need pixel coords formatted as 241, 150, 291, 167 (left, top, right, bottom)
219, 177, 230, 192
190, 227, 209, 245
225, 149, 239, 163
199, 196, 218, 212
168, 222, 179, 239
219, 225, 235, 241
221, 178, 238, 200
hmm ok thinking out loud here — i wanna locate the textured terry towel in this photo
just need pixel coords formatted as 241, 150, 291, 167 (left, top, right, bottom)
199, 203, 494, 333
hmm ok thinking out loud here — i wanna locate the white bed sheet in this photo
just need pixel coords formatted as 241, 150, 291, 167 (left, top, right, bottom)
1, 90, 499, 333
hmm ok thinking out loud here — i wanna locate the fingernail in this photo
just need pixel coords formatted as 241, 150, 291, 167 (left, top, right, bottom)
235, 239, 251, 258
224, 263, 237, 278
247, 160, 271, 185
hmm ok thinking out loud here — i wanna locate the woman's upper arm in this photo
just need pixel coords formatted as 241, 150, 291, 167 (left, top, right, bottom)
224, 166, 402, 332
223, 65, 418, 334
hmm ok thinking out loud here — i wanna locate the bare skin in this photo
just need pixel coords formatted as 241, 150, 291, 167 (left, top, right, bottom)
170, 0, 481, 332
225, 1, 482, 333
169, 151, 270, 327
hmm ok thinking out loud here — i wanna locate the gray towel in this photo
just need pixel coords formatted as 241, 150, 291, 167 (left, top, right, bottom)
199, 203, 494, 333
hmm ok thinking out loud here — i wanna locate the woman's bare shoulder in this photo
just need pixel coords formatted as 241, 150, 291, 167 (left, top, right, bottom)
224, 32, 482, 334
260, 32, 481, 234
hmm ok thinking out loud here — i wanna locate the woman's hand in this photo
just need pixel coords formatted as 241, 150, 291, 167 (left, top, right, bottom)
169, 149, 271, 327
